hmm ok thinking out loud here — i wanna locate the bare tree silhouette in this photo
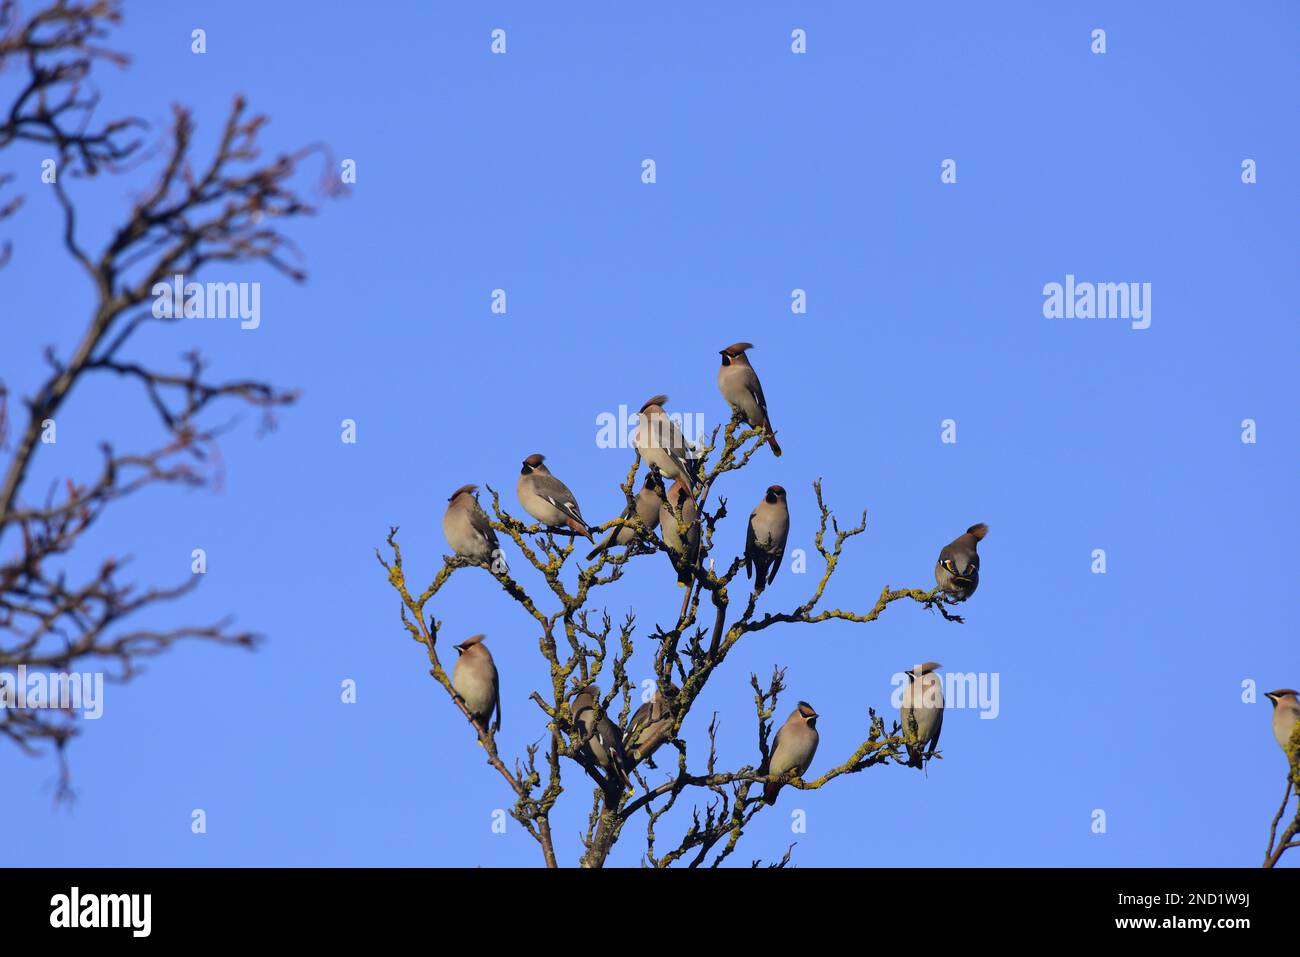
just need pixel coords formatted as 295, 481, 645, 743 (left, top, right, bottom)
0, 0, 334, 792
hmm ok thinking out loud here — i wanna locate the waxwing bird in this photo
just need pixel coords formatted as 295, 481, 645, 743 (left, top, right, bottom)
760, 701, 819, 805
900, 662, 944, 768
745, 485, 789, 593
452, 634, 500, 732
586, 470, 665, 561
659, 478, 700, 588
625, 681, 680, 766
935, 523, 988, 601
517, 454, 594, 542
717, 342, 782, 457
570, 684, 631, 788
1264, 689, 1300, 757
633, 395, 697, 490
443, 484, 507, 573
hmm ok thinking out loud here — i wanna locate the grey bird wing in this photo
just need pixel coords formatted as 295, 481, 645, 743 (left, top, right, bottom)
939, 541, 975, 576
611, 722, 629, 762
626, 699, 653, 742
596, 717, 631, 781
468, 505, 498, 547
742, 367, 770, 421
761, 725, 784, 776
492, 667, 502, 732
570, 690, 596, 732
667, 447, 695, 484
764, 512, 787, 585
653, 416, 696, 478
531, 474, 588, 526
927, 705, 943, 757
683, 518, 702, 581
768, 538, 785, 585
744, 510, 758, 579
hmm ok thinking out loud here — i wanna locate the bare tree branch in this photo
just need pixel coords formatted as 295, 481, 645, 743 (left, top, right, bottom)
0, 1, 333, 783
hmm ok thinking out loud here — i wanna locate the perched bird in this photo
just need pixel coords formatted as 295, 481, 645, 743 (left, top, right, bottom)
659, 478, 700, 588
570, 684, 631, 788
443, 484, 507, 573
517, 454, 594, 542
586, 470, 665, 561
935, 523, 988, 600
1264, 689, 1300, 757
718, 342, 782, 457
633, 395, 697, 490
900, 662, 944, 768
452, 634, 500, 732
760, 701, 819, 805
745, 485, 789, 593
625, 682, 679, 766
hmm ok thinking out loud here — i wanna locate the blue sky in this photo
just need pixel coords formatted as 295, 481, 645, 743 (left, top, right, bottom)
2, 1, 1297, 867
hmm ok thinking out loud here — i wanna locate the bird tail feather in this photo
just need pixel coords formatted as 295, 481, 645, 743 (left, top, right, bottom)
586, 532, 613, 561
